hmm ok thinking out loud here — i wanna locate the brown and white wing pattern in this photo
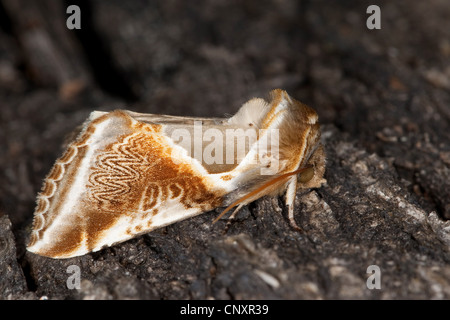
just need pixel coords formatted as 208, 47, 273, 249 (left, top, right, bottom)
27, 89, 325, 259
27, 110, 228, 258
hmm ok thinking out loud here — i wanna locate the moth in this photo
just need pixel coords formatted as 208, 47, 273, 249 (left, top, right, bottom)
27, 89, 326, 259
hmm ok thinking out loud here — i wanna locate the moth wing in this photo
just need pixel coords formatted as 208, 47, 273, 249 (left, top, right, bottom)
27, 110, 226, 259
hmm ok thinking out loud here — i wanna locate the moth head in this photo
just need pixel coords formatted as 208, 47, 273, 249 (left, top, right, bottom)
296, 144, 326, 190
298, 166, 315, 184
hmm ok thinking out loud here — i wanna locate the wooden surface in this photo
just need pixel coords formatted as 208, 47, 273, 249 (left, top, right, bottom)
1, 0, 449, 299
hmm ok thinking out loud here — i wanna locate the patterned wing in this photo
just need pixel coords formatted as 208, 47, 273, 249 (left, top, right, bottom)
27, 110, 224, 258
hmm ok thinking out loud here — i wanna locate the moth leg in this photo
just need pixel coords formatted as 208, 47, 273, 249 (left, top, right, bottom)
224, 204, 244, 234
286, 176, 302, 231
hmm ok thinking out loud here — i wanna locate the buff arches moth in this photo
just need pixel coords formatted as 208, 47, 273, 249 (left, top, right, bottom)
27, 89, 326, 259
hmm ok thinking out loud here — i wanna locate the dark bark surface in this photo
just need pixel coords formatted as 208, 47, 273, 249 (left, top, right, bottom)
0, 0, 449, 300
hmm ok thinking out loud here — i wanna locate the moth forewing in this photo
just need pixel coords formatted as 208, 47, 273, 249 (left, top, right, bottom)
27, 89, 325, 259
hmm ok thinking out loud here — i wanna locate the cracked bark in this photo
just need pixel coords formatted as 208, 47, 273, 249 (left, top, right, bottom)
0, 0, 449, 300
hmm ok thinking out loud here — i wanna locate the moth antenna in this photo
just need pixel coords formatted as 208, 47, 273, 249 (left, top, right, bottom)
212, 166, 312, 224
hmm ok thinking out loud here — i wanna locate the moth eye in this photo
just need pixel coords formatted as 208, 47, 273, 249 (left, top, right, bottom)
298, 166, 315, 183
248, 123, 254, 127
